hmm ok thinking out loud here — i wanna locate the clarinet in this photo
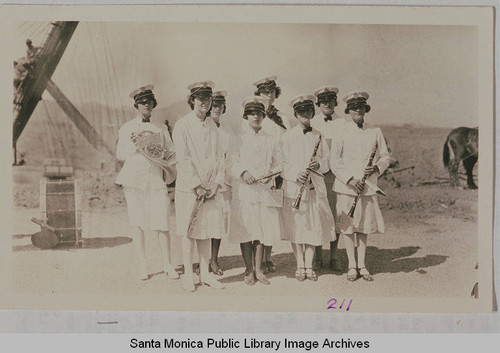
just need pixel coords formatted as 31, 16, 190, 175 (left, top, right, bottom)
292, 135, 322, 210
348, 143, 378, 218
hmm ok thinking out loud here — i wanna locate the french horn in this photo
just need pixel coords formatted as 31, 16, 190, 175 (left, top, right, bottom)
135, 130, 177, 184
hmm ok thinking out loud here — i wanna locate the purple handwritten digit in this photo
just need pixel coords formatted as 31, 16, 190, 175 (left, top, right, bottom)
327, 298, 337, 310
339, 299, 345, 309
346, 299, 353, 311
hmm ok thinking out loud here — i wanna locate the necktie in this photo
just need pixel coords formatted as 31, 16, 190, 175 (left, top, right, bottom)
303, 126, 312, 134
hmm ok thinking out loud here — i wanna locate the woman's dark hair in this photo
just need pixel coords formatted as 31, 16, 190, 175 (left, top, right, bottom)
213, 102, 226, 114
188, 95, 212, 117
345, 104, 371, 114
134, 97, 157, 109
315, 96, 337, 107
294, 106, 315, 119
254, 86, 281, 98
242, 109, 264, 120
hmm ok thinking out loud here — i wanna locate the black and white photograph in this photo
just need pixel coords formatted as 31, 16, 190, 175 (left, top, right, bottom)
0, 4, 494, 313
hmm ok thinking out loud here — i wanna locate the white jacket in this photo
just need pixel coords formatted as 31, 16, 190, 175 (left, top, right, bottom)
330, 120, 390, 196
115, 116, 171, 190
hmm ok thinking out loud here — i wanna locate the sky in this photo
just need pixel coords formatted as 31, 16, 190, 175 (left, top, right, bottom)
14, 21, 478, 128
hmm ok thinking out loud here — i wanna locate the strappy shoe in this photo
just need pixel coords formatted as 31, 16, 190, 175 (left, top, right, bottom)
138, 262, 149, 281
358, 267, 373, 282
295, 268, 306, 282
244, 270, 256, 286
305, 268, 318, 282
165, 267, 180, 280
182, 275, 195, 292
202, 276, 225, 290
347, 267, 359, 282
255, 271, 270, 285
210, 260, 224, 276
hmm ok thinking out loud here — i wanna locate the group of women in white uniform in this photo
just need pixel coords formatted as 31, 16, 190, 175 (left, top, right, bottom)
115, 76, 391, 292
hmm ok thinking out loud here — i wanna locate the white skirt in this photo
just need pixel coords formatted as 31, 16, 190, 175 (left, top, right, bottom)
336, 193, 384, 235
175, 190, 224, 240
325, 182, 340, 233
281, 191, 336, 247
229, 199, 280, 246
123, 184, 170, 231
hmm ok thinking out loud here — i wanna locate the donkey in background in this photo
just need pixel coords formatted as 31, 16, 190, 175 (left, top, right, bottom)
443, 127, 478, 189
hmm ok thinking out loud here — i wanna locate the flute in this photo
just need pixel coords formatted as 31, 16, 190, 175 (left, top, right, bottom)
292, 135, 322, 210
348, 143, 378, 218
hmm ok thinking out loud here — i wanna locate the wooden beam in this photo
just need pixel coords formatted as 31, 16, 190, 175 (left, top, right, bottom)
13, 21, 78, 146
45, 79, 113, 156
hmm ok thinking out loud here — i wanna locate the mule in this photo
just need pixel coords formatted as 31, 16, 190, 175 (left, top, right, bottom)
443, 127, 478, 189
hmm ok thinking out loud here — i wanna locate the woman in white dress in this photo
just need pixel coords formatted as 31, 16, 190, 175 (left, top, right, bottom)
229, 96, 282, 286
252, 75, 290, 274
281, 95, 336, 281
115, 85, 178, 281
330, 91, 391, 282
311, 86, 345, 272
207, 90, 232, 276
172, 81, 225, 292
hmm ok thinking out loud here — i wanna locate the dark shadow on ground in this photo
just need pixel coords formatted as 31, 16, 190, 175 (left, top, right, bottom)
12, 235, 132, 252
217, 246, 448, 284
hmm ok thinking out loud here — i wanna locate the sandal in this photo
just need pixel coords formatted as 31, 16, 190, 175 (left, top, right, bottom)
295, 268, 306, 282
202, 275, 225, 290
210, 260, 224, 276
138, 262, 149, 281
347, 267, 359, 282
358, 267, 373, 282
305, 268, 318, 282
182, 275, 195, 292
244, 270, 256, 286
255, 271, 270, 285
165, 267, 180, 280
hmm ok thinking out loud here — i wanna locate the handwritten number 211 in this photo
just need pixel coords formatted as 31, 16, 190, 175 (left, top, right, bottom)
327, 298, 352, 311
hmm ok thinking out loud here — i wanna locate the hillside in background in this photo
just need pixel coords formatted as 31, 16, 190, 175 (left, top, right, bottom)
16, 99, 191, 169
17, 100, 458, 178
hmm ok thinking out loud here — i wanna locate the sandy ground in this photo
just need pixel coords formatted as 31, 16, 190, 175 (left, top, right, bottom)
11, 185, 478, 300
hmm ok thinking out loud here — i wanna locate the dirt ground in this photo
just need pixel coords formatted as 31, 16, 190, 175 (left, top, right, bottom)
9, 124, 479, 305
11, 184, 478, 300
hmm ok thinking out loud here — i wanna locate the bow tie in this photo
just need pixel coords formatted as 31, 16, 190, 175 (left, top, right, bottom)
142, 119, 150, 123
356, 122, 363, 129
324, 115, 332, 122
214, 121, 220, 128
303, 126, 312, 134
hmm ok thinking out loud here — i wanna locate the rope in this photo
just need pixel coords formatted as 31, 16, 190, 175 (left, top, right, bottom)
42, 100, 71, 162
102, 23, 127, 127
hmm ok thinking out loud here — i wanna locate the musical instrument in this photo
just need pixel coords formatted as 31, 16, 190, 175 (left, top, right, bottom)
348, 143, 378, 218
253, 170, 283, 183
32, 178, 83, 249
31, 217, 60, 249
292, 135, 322, 210
134, 130, 177, 184
186, 152, 225, 237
